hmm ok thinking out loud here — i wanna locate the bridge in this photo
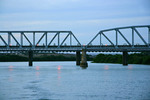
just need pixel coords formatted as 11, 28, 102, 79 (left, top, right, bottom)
0, 25, 150, 67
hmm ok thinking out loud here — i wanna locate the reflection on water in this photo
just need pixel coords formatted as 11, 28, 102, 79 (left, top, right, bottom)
0, 62, 150, 100
128, 65, 133, 70
36, 72, 40, 76
8, 65, 14, 71
57, 65, 62, 70
57, 65, 62, 79
57, 65, 62, 86
8, 66, 14, 82
35, 66, 40, 70
35, 66, 40, 78
104, 65, 109, 70
80, 66, 88, 69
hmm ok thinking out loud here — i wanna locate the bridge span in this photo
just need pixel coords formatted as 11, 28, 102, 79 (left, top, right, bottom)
0, 25, 150, 67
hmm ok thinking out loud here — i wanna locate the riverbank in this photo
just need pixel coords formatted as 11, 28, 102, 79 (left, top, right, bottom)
93, 53, 150, 65
0, 53, 150, 65
0, 53, 93, 62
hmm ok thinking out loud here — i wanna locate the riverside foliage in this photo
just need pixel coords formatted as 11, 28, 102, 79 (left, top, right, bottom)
93, 53, 150, 64
0, 54, 92, 62
0, 53, 150, 65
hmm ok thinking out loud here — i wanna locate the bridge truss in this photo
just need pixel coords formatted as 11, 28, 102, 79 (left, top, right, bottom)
0, 31, 81, 52
0, 25, 150, 53
0, 25, 150, 66
87, 25, 150, 52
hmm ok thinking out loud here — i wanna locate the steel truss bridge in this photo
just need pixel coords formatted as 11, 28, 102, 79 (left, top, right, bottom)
0, 25, 150, 66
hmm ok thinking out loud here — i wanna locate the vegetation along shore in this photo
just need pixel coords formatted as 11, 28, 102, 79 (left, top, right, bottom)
0, 52, 149, 65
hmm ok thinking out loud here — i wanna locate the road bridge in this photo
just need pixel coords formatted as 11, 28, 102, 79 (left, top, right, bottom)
0, 25, 150, 67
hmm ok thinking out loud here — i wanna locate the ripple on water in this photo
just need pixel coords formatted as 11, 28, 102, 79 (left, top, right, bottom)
0, 62, 150, 100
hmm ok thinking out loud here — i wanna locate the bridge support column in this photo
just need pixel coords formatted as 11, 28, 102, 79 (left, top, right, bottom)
80, 49, 88, 68
76, 51, 81, 66
28, 50, 33, 66
122, 51, 128, 66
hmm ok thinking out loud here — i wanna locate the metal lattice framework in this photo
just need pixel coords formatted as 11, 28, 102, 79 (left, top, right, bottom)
87, 25, 150, 47
0, 31, 81, 47
0, 25, 150, 53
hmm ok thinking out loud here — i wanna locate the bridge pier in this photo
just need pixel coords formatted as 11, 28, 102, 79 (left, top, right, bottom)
76, 51, 81, 66
28, 50, 33, 66
122, 51, 128, 66
80, 49, 88, 68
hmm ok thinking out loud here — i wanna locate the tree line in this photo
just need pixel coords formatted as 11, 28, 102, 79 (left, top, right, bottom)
0, 54, 93, 62
0, 52, 149, 65
93, 52, 150, 64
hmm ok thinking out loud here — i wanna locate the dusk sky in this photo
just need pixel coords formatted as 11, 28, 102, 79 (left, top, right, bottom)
0, 0, 150, 44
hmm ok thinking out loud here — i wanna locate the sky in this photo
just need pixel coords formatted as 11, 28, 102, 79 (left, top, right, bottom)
0, 0, 150, 45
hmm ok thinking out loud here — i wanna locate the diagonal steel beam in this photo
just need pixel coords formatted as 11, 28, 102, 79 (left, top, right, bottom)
48, 33, 58, 46
0, 35, 8, 46
45, 32, 47, 47
132, 28, 134, 46
23, 33, 32, 45
70, 32, 81, 46
8, 32, 10, 46
20, 32, 23, 47
101, 32, 114, 46
100, 32, 101, 46
87, 32, 100, 46
36, 33, 46, 45
70, 33, 72, 46
133, 28, 148, 46
117, 29, 131, 46
116, 30, 118, 46
58, 32, 60, 47
33, 32, 35, 47
10, 33, 20, 45
60, 34, 70, 46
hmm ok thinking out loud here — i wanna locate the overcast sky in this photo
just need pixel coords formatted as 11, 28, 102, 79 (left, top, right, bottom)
0, 0, 150, 44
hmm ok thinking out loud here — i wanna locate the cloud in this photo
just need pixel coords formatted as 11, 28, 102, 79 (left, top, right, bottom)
0, 16, 150, 30
1, 16, 149, 44
0, 0, 150, 45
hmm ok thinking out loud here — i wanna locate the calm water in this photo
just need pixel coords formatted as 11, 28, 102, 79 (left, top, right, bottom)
0, 61, 150, 100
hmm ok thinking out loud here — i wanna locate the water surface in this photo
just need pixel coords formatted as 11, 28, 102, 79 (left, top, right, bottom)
0, 61, 150, 100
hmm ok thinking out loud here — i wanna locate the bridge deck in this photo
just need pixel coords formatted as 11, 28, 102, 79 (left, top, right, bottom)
0, 45, 149, 52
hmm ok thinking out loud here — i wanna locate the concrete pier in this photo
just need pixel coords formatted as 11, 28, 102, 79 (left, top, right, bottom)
28, 50, 33, 66
80, 49, 88, 68
76, 51, 81, 66
122, 51, 128, 66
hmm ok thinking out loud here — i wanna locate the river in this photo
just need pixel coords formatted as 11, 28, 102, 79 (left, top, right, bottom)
0, 61, 150, 100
